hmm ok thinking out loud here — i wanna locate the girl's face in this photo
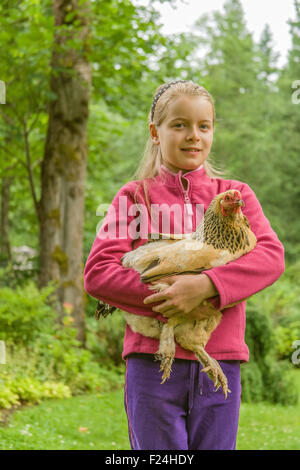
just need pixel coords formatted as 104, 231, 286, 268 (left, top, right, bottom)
150, 95, 214, 174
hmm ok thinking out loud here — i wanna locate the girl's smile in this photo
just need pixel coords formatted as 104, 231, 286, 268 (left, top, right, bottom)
150, 95, 214, 174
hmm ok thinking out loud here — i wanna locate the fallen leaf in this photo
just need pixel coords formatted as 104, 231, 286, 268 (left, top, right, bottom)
78, 426, 88, 433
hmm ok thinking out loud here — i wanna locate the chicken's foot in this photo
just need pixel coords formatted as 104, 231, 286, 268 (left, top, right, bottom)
195, 346, 231, 399
154, 323, 176, 383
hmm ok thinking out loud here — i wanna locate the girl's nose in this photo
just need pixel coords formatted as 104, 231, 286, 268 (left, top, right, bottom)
187, 126, 201, 141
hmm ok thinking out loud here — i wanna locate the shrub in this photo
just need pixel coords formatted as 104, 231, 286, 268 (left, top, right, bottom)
241, 361, 263, 403
274, 319, 300, 365
260, 358, 298, 405
85, 307, 126, 366
0, 282, 125, 411
0, 375, 71, 410
10, 377, 71, 404
244, 261, 300, 374
241, 303, 298, 405
0, 380, 20, 409
0, 281, 55, 346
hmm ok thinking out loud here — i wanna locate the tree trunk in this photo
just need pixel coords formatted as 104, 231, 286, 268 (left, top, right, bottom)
39, 0, 92, 345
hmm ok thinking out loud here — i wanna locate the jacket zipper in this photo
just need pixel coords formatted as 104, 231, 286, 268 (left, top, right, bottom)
179, 176, 194, 233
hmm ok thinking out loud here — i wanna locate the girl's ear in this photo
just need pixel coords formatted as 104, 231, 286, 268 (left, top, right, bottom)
149, 123, 160, 145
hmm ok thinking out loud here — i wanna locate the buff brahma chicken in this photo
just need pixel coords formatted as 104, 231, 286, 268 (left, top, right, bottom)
95, 189, 257, 398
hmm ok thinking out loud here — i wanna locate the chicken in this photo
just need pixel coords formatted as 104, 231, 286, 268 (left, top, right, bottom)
94, 189, 257, 398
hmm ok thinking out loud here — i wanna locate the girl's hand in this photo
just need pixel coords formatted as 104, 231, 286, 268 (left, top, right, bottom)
143, 274, 219, 317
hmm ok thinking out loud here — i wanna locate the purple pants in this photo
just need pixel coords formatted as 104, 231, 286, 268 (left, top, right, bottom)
124, 353, 241, 450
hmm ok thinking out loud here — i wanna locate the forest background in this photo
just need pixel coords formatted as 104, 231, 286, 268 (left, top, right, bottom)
0, 0, 300, 446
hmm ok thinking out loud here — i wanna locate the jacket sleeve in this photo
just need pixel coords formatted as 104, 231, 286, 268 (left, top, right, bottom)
84, 182, 161, 318
202, 183, 285, 310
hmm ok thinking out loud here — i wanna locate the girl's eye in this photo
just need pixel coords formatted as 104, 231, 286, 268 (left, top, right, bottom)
173, 123, 210, 130
174, 123, 184, 128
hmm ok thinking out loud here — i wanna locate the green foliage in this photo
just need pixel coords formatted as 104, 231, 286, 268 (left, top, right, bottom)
240, 362, 264, 403
0, 381, 20, 410
0, 258, 39, 289
43, 324, 105, 394
0, 281, 55, 345
0, 282, 124, 411
274, 323, 300, 362
241, 301, 298, 405
89, 0, 172, 118
246, 262, 300, 366
85, 310, 126, 366
261, 359, 298, 405
0, 373, 71, 410
244, 305, 274, 361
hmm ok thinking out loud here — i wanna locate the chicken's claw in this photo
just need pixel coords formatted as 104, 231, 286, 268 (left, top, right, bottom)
198, 355, 230, 399
154, 323, 176, 384
201, 364, 231, 400
154, 352, 174, 383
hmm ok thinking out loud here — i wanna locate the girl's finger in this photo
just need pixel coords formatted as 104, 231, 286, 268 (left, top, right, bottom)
151, 276, 177, 286
143, 292, 169, 304
161, 308, 179, 318
152, 301, 171, 313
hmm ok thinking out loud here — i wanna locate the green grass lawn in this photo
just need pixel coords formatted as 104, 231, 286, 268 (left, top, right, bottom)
0, 391, 131, 450
1, 370, 299, 450
237, 401, 300, 450
237, 368, 300, 450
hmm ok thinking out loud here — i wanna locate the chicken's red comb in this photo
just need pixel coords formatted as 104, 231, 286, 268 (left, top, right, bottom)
233, 190, 242, 199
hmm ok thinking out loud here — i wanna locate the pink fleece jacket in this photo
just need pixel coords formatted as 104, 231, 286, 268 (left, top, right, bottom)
84, 165, 285, 362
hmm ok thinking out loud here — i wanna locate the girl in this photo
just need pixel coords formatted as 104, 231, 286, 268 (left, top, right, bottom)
84, 80, 285, 450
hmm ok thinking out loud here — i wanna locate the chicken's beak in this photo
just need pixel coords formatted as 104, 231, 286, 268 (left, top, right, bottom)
236, 199, 244, 207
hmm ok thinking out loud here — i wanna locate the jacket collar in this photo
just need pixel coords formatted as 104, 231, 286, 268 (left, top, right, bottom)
157, 164, 209, 187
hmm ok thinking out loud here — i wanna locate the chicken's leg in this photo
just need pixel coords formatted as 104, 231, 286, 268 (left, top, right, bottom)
154, 323, 176, 383
194, 346, 230, 399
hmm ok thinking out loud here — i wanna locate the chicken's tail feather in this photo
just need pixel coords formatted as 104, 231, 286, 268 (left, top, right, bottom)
94, 300, 117, 320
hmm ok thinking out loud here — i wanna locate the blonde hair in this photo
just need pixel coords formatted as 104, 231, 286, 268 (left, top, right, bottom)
132, 80, 225, 212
